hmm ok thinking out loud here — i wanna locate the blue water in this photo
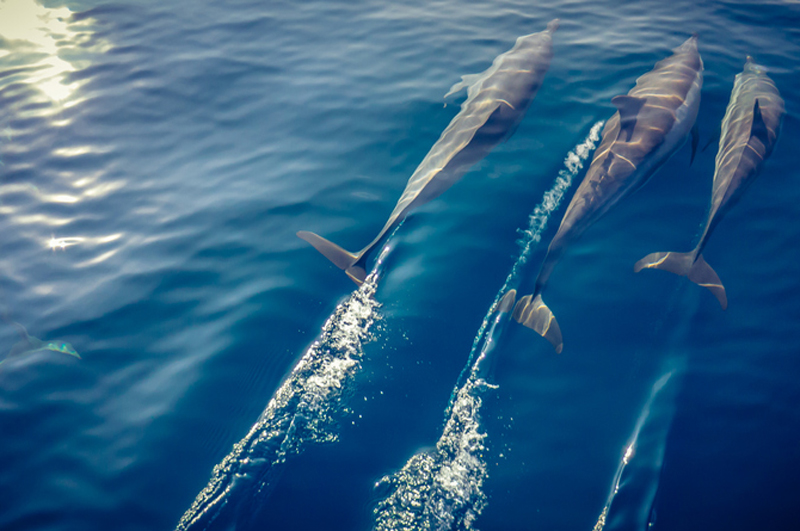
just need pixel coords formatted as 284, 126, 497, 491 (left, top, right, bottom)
1, 1, 799, 530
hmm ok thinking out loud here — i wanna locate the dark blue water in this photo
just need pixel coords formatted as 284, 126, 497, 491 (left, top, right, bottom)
1, 1, 799, 530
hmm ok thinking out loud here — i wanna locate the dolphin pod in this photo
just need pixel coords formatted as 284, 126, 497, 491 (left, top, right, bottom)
634, 57, 784, 307
512, 36, 704, 353
298, 19, 559, 285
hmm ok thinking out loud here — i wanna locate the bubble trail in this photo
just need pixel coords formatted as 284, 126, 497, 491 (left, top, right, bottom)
373, 122, 604, 531
175, 245, 393, 531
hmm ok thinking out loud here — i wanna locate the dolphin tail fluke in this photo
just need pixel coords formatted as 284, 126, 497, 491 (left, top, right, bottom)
345, 265, 367, 285
297, 231, 366, 285
512, 294, 563, 353
634, 251, 727, 309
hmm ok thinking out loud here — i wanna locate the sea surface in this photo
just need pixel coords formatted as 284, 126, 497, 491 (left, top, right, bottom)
1, 0, 799, 530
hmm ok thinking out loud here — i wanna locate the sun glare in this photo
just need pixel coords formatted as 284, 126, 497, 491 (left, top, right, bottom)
0, 0, 104, 103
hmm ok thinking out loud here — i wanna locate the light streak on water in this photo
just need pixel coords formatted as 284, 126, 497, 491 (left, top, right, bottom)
592, 362, 683, 531
176, 245, 392, 531
0, 0, 107, 105
373, 122, 604, 531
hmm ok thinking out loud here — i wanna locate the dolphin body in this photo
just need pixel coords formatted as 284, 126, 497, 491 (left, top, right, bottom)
634, 57, 784, 308
298, 20, 559, 284
0, 319, 80, 367
512, 35, 703, 353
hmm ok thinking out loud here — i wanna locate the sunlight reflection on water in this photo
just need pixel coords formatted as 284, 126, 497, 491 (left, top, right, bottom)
0, 0, 107, 104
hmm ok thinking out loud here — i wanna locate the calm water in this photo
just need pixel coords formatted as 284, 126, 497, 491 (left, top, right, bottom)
1, 0, 799, 530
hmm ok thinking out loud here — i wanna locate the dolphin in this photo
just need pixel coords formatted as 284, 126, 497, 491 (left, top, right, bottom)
634, 56, 784, 308
512, 35, 703, 353
298, 20, 559, 284
0, 318, 80, 367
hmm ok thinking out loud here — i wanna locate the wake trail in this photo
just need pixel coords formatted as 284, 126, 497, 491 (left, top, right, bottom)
175, 245, 394, 531
373, 122, 604, 531
591, 366, 682, 531
592, 281, 700, 530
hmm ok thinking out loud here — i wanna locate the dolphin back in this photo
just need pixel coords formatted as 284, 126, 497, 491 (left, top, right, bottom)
634, 56, 784, 309
710, 56, 784, 222
513, 35, 703, 352
298, 21, 558, 283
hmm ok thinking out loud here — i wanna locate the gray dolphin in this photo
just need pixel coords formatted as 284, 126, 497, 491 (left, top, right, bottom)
634, 57, 784, 308
298, 20, 559, 284
513, 35, 703, 353
0, 318, 80, 367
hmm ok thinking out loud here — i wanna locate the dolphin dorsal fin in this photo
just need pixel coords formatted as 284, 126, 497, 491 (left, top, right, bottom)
611, 95, 647, 142
750, 99, 770, 146
444, 73, 483, 101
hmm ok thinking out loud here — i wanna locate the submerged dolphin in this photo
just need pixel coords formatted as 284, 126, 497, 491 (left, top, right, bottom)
513, 35, 703, 353
634, 57, 784, 308
0, 318, 80, 367
298, 20, 559, 284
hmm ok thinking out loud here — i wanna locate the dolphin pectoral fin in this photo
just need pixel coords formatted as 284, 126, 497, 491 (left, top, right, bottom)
611, 95, 647, 142
634, 251, 727, 309
750, 99, 770, 147
701, 132, 719, 153
690, 124, 699, 164
512, 294, 563, 353
297, 231, 359, 271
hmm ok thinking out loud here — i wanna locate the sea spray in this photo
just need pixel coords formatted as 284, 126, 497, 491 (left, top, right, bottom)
373, 122, 604, 531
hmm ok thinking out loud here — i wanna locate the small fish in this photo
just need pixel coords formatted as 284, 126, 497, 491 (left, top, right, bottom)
634, 57, 784, 308
0, 318, 80, 367
513, 35, 704, 353
298, 20, 559, 284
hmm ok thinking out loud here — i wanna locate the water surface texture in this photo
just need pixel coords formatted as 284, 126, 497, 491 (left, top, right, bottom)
1, 1, 799, 530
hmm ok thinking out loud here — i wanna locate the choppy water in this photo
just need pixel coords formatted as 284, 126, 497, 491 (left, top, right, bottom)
1, 1, 799, 530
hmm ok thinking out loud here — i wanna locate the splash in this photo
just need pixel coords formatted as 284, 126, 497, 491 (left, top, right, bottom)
373, 122, 604, 531
175, 246, 391, 531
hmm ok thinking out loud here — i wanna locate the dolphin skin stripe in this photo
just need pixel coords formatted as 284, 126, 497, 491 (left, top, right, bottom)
634, 56, 784, 308
298, 20, 559, 285
513, 35, 704, 353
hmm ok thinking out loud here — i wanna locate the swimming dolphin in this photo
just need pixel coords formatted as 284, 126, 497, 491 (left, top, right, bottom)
0, 317, 80, 367
513, 35, 703, 353
298, 20, 559, 284
634, 57, 784, 308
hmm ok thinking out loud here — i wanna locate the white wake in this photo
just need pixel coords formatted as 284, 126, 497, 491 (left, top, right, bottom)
176, 246, 392, 531
373, 122, 604, 531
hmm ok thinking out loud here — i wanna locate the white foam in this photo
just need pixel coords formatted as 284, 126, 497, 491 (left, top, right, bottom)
374, 123, 604, 531
177, 264, 384, 530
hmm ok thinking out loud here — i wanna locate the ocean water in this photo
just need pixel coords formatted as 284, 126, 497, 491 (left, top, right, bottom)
1, 0, 799, 530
